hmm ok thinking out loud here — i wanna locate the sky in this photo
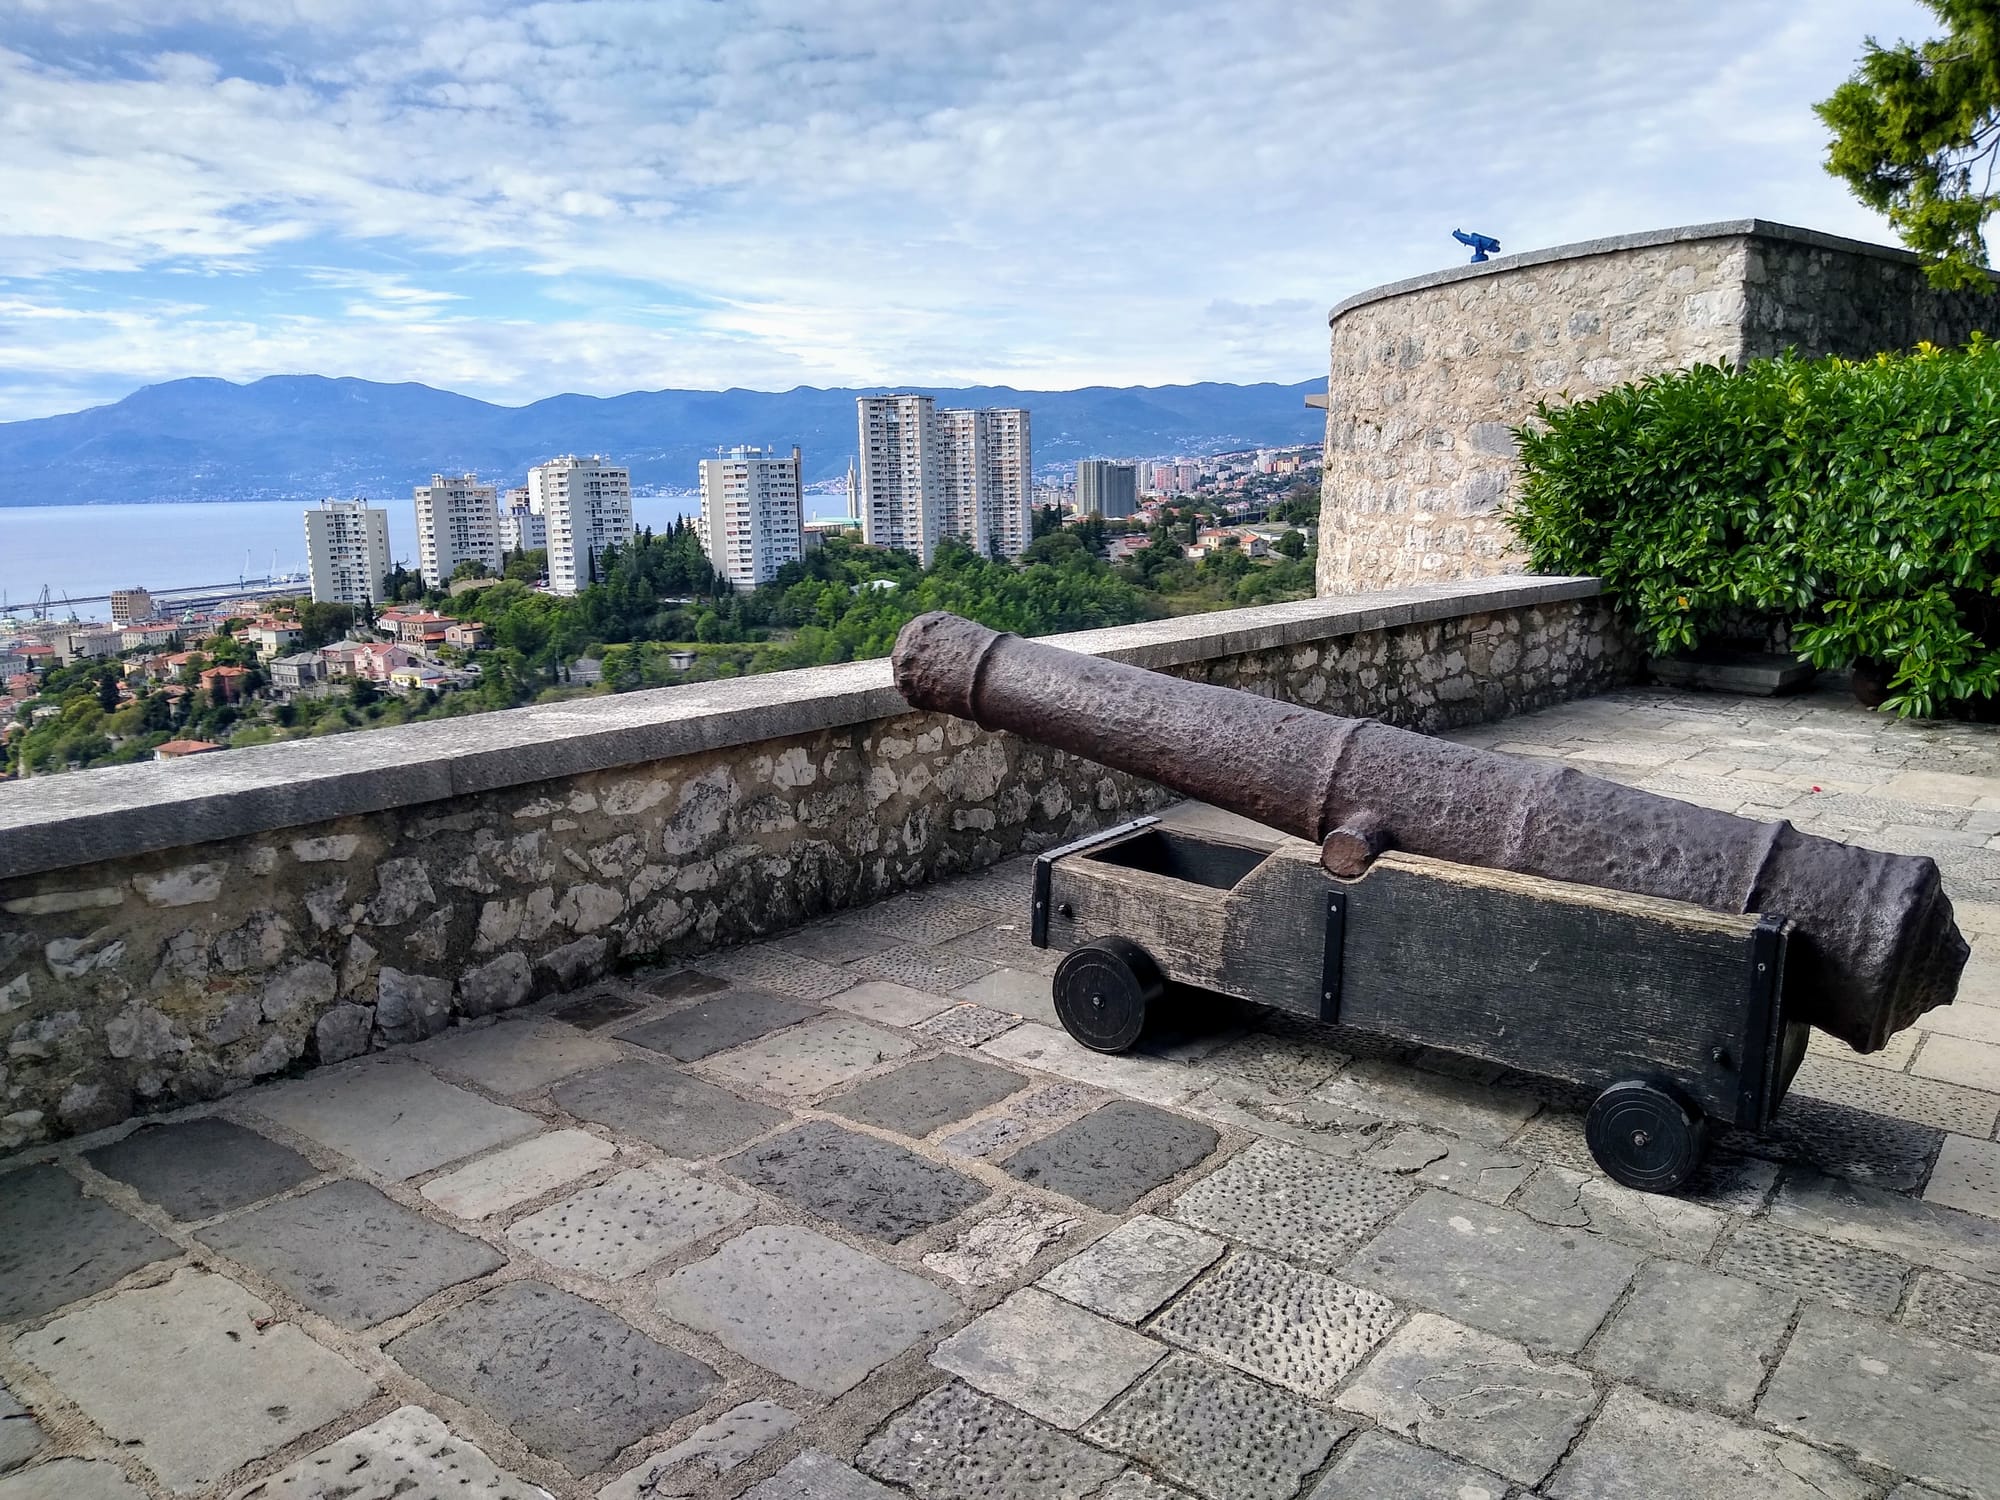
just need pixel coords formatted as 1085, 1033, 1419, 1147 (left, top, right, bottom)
0, 0, 1942, 422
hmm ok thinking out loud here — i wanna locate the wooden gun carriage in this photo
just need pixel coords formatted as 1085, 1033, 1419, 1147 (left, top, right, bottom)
1032, 816, 1804, 1193
891, 610, 1968, 1196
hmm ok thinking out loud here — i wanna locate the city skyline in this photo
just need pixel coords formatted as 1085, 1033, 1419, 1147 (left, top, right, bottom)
0, 2, 1932, 422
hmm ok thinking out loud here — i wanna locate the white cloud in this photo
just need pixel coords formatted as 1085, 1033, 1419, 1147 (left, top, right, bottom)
0, 0, 1944, 418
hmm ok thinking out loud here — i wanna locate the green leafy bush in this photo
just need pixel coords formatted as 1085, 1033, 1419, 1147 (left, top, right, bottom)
1509, 338, 2000, 716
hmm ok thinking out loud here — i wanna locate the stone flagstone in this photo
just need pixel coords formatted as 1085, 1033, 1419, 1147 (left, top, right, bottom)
1925, 1132, 2000, 1218
1310, 1056, 1540, 1143
597, 1401, 797, 1500
1149, 1250, 1396, 1398
658, 1225, 958, 1395
1002, 1101, 1219, 1211
1905, 1269, 2000, 1355
410, 1019, 623, 1095
823, 979, 957, 1027
1337, 1313, 1595, 1487
1168, 1138, 1411, 1271
1513, 1163, 1724, 1257
1347, 1190, 1640, 1353
1082, 1354, 1349, 1500
419, 1129, 618, 1219
617, 988, 819, 1062
0, 1386, 41, 1475
0, 1459, 151, 1500
1548, 1388, 1869, 1500
1760, 1304, 2000, 1497
862, 1383, 1126, 1499
697, 1014, 917, 1098
197, 1179, 504, 1328
723, 1121, 988, 1241
1038, 1214, 1224, 1323
921, 1199, 1079, 1287
0, 1164, 178, 1323
230, 1405, 552, 1499
1587, 1258, 1796, 1409
1713, 1219, 1908, 1316
747, 1450, 901, 1500
931, 1288, 1165, 1428
1310, 1430, 1508, 1500
825, 1052, 1027, 1137
914, 1002, 1023, 1048
1771, 1168, 2000, 1283
244, 1057, 539, 1180
387, 1280, 717, 1475
505, 1164, 754, 1278
551, 1058, 785, 1158
83, 1117, 316, 1222
13, 1267, 375, 1494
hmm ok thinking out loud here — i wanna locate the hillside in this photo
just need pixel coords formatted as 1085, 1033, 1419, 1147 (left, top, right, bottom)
0, 375, 1325, 504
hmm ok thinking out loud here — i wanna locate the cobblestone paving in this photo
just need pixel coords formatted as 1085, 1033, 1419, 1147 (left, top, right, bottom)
3, 684, 2000, 1498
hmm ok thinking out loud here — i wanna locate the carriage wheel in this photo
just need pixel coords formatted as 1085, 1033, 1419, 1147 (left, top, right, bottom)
1585, 1079, 1708, 1193
1053, 938, 1164, 1054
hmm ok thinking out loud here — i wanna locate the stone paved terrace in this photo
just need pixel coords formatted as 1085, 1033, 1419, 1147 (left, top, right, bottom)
3, 682, 2000, 1500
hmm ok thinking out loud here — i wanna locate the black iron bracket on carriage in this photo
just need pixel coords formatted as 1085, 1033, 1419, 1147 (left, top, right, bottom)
895, 609, 1971, 1196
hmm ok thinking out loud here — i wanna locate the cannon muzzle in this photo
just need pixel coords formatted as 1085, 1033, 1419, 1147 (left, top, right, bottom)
891, 611, 1968, 1052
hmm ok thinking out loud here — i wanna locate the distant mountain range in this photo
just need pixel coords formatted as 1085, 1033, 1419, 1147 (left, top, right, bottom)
0, 375, 1326, 506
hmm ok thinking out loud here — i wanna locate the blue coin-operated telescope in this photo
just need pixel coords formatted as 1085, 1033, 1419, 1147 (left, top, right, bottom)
1453, 229, 1501, 263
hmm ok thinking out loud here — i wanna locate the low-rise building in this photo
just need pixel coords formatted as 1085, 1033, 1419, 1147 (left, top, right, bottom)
248, 620, 302, 656
119, 623, 181, 651
443, 621, 489, 650
1195, 527, 1269, 557
387, 663, 455, 695
197, 665, 253, 703
62, 626, 124, 663
319, 642, 366, 680
394, 613, 453, 649
154, 739, 223, 761
353, 643, 419, 683
269, 652, 328, 696
1106, 535, 1152, 563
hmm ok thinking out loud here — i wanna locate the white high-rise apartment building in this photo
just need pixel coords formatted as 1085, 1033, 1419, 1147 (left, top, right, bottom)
304, 500, 393, 607
856, 397, 1032, 564
528, 456, 633, 595
499, 486, 546, 553
937, 408, 1032, 559
857, 395, 943, 562
698, 445, 804, 589
412, 473, 501, 589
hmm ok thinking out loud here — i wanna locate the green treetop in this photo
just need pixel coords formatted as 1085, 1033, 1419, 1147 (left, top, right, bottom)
1819, 0, 2000, 289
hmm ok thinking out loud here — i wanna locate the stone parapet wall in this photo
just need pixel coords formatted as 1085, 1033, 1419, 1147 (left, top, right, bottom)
0, 578, 1633, 1148
1316, 220, 1999, 596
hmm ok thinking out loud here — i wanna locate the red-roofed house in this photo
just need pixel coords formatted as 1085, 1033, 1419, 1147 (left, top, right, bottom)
197, 665, 253, 702
155, 739, 223, 761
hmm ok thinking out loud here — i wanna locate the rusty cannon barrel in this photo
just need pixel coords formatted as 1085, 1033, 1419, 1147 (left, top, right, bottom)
891, 611, 1968, 1053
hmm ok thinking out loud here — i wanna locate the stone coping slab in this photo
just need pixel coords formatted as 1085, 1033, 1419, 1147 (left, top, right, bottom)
0, 577, 1599, 881
1327, 219, 1960, 325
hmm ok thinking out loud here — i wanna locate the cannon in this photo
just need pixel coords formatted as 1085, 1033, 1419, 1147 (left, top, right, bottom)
891, 612, 1970, 1191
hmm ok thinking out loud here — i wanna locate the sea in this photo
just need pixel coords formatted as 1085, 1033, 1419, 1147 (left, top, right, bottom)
0, 496, 705, 615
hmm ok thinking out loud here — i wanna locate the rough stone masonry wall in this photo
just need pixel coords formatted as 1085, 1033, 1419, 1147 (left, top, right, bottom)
0, 584, 1633, 1149
1316, 221, 2000, 596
